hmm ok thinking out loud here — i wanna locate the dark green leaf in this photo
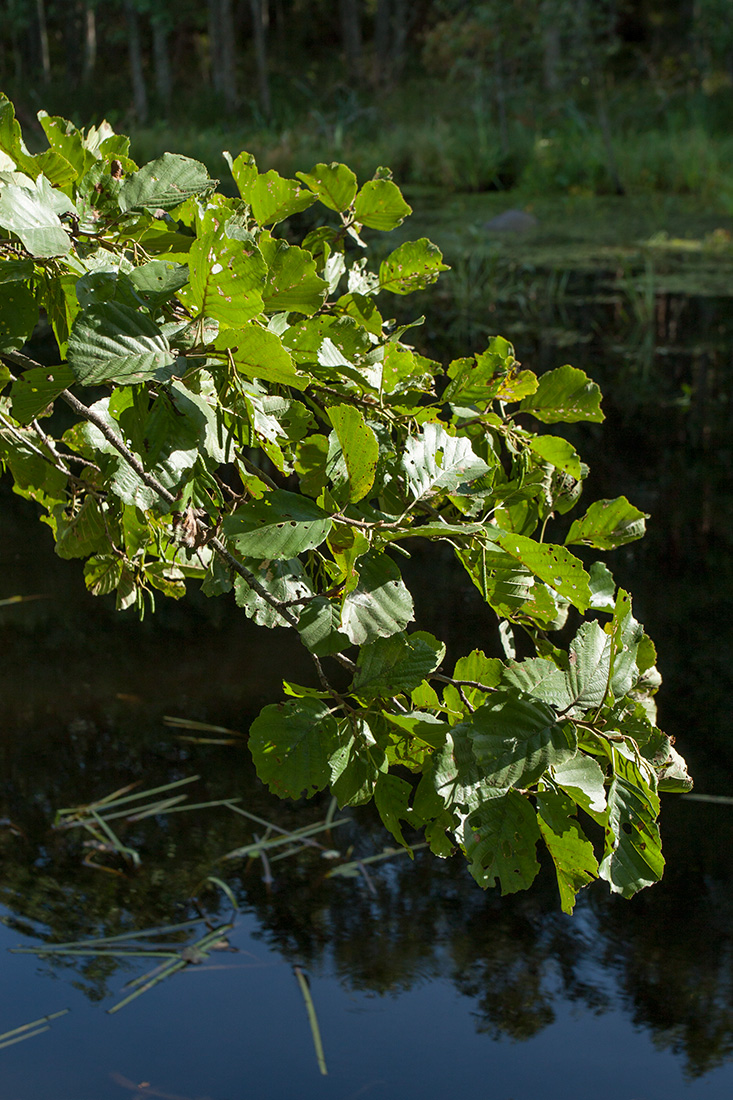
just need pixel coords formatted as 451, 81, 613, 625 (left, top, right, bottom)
329, 716, 385, 806
352, 631, 445, 699
0, 279, 38, 352
223, 489, 332, 559
459, 792, 541, 893
249, 699, 341, 798
340, 551, 414, 645
119, 153, 213, 212
468, 692, 578, 788
10, 365, 75, 424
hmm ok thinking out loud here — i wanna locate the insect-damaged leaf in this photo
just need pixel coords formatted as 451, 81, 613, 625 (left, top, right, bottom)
379, 239, 449, 295
519, 364, 604, 423
327, 403, 379, 502
566, 496, 648, 550
402, 422, 490, 504
223, 489, 332, 560
179, 231, 266, 326
249, 698, 341, 799
496, 531, 591, 612
119, 152, 213, 211
458, 791, 541, 893
353, 179, 411, 230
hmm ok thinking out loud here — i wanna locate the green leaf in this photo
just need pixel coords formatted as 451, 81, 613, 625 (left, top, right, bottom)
588, 560, 616, 610
296, 162, 358, 213
119, 153, 213, 212
329, 716, 385, 806
67, 302, 175, 385
223, 489, 332, 559
353, 179, 411, 230
552, 755, 607, 816
260, 236, 329, 316
459, 792, 541, 893
402, 422, 490, 503
378, 239, 449, 295
178, 231, 266, 326
296, 597, 351, 656
340, 551, 414, 645
528, 435, 582, 478
374, 772, 415, 848
536, 789, 599, 913
54, 498, 108, 559
519, 364, 604, 423
249, 699, 340, 799
247, 170, 317, 225
129, 260, 189, 308
606, 589, 644, 702
600, 756, 664, 898
10, 365, 75, 424
351, 631, 445, 699
215, 326, 308, 389
467, 692, 578, 788
234, 557, 313, 628
0, 279, 38, 352
37, 111, 96, 179
326, 404, 379, 502
566, 496, 648, 550
84, 553, 123, 596
496, 532, 591, 612
0, 180, 71, 257
503, 620, 610, 715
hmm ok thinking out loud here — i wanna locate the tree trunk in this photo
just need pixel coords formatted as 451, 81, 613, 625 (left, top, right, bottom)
124, 1, 148, 124
541, 0, 561, 94
249, 0, 271, 119
339, 0, 362, 78
82, 3, 97, 86
152, 17, 172, 113
219, 0, 239, 113
36, 0, 50, 83
208, 0, 224, 96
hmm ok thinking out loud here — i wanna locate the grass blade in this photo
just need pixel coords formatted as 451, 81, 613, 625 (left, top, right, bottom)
293, 967, 327, 1076
0, 1009, 69, 1046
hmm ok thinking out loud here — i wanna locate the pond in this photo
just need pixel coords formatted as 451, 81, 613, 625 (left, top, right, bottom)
2, 225, 733, 1098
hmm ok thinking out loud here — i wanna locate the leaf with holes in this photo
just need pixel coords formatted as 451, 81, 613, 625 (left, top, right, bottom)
223, 490, 332, 560
249, 698, 341, 799
379, 239, 449, 295
566, 496, 648, 550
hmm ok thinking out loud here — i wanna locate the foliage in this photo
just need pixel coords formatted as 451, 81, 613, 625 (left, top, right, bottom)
0, 95, 692, 913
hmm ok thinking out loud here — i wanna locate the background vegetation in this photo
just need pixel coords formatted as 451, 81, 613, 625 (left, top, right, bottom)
4, 0, 733, 202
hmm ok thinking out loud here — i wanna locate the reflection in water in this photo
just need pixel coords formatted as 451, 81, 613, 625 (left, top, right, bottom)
1, 483, 733, 1083
2, 269, 733, 1089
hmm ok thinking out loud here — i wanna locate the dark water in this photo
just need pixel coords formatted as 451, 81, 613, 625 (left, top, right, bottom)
2, 273, 733, 1098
